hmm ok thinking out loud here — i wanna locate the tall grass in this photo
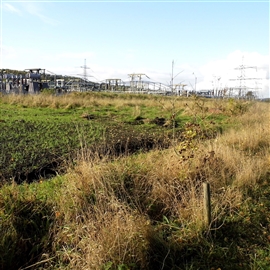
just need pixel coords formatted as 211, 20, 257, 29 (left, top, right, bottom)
49, 99, 268, 268
0, 96, 269, 269
0, 91, 222, 113
1, 92, 180, 109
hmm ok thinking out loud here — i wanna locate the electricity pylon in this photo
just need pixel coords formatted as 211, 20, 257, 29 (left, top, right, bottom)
230, 56, 261, 97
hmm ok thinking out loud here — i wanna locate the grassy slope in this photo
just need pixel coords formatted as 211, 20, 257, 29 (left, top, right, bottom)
0, 93, 269, 269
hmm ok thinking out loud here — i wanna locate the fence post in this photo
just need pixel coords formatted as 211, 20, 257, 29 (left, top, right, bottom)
203, 182, 211, 226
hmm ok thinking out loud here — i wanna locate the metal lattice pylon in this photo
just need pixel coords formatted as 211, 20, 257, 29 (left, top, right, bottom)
229, 56, 261, 97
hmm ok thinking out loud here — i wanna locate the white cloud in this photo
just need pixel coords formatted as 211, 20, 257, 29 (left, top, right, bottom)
2, 3, 22, 15
24, 2, 59, 25
196, 51, 269, 98
3, 2, 59, 25
35, 13, 59, 25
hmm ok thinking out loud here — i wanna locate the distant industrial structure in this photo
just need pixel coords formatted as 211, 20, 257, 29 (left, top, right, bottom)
0, 68, 173, 95
1, 68, 49, 94
0, 59, 262, 99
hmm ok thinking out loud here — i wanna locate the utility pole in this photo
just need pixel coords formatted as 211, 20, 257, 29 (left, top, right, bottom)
171, 60, 174, 92
171, 60, 184, 94
212, 76, 221, 97
193, 72, 197, 92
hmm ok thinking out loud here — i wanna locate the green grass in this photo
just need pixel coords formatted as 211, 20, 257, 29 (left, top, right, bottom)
0, 94, 229, 183
0, 104, 104, 182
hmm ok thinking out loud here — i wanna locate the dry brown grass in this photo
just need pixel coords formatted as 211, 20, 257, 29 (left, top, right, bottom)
0, 91, 208, 113
49, 100, 270, 268
50, 159, 150, 269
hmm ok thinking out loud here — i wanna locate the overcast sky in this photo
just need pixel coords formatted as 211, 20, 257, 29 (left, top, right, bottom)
1, 0, 269, 97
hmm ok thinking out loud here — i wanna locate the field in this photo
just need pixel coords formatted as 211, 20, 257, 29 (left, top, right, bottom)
0, 92, 226, 182
0, 92, 270, 270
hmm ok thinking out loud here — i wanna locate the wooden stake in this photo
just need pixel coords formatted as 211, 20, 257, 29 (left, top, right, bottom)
203, 182, 211, 226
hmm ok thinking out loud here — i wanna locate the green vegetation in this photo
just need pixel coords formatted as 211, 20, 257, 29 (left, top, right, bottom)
0, 103, 103, 181
0, 92, 226, 182
0, 92, 269, 269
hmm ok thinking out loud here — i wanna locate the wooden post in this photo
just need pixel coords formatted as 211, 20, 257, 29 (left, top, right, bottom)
203, 182, 211, 226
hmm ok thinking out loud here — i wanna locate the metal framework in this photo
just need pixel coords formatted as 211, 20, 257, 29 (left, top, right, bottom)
77, 59, 93, 91
230, 57, 262, 98
128, 73, 150, 91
